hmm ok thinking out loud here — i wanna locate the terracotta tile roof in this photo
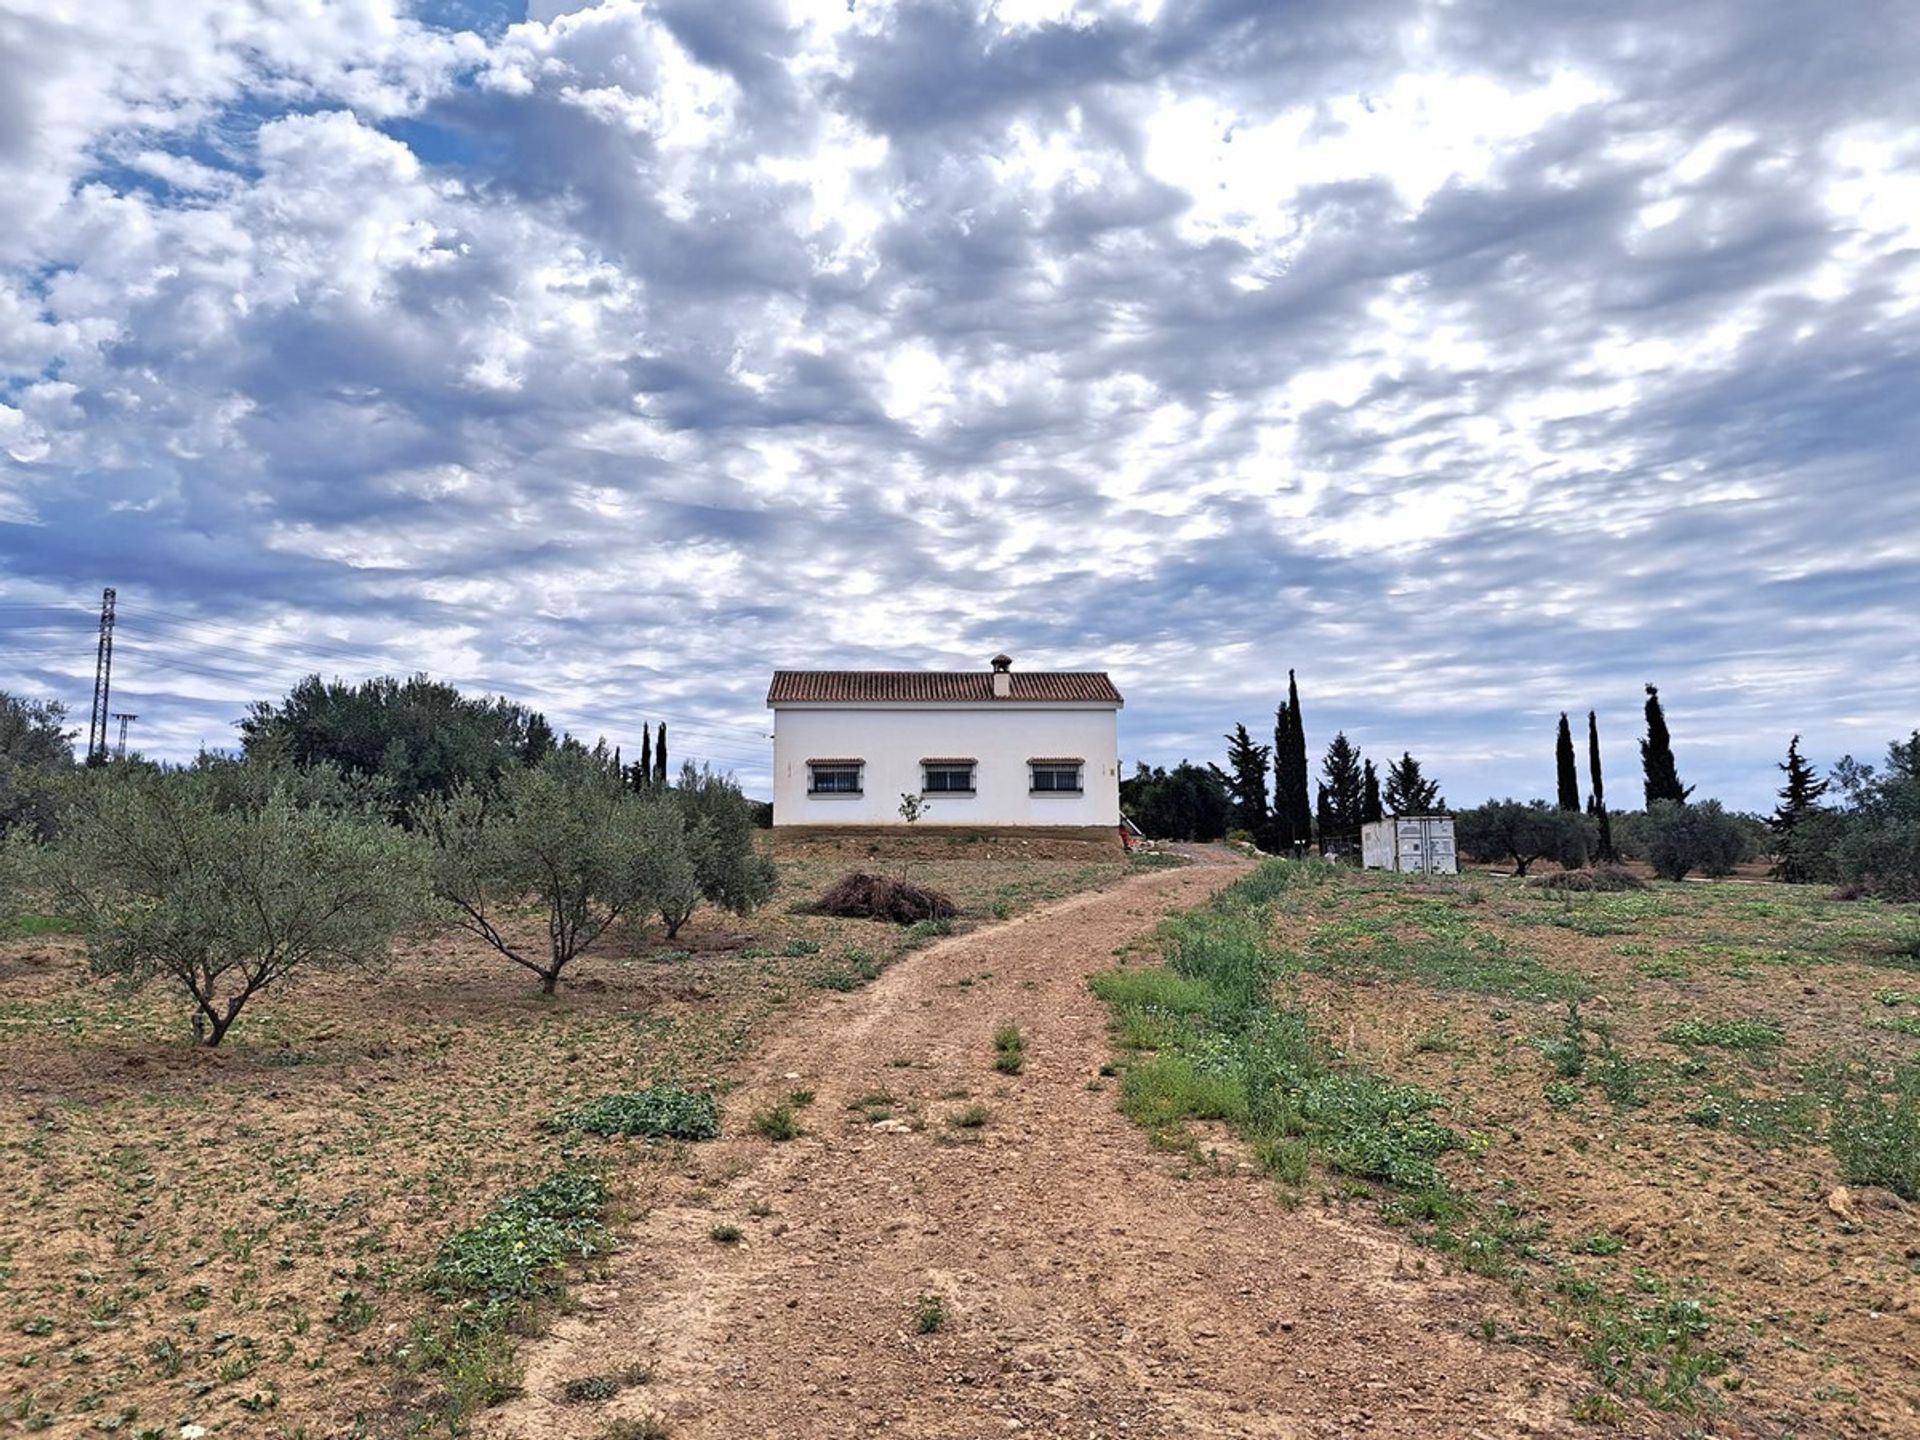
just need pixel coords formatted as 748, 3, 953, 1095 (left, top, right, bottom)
768, 670, 1123, 705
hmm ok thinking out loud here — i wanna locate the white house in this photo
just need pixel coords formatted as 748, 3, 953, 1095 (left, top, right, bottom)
766, 655, 1123, 832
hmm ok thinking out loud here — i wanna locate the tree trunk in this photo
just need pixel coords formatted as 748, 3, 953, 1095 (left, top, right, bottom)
540, 968, 560, 995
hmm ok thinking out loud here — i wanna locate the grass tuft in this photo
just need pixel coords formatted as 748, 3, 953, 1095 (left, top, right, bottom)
913, 1294, 948, 1334
992, 1022, 1026, 1074
750, 1103, 799, 1142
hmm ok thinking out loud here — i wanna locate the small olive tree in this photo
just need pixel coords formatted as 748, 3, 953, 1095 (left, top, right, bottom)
1642, 799, 1749, 881
46, 765, 426, 1045
659, 762, 778, 939
1454, 798, 1594, 877
422, 752, 690, 990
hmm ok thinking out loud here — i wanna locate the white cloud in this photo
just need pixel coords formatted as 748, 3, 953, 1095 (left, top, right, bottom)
0, 0, 1915, 806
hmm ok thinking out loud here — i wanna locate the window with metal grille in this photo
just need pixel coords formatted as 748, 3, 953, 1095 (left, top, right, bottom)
1029, 762, 1082, 793
922, 762, 975, 793
807, 763, 862, 794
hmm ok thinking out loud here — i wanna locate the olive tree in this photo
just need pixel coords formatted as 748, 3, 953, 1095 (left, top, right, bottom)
1454, 799, 1594, 877
659, 763, 777, 939
1641, 799, 1749, 881
0, 828, 31, 930
45, 765, 427, 1045
422, 752, 690, 991
1, 691, 76, 839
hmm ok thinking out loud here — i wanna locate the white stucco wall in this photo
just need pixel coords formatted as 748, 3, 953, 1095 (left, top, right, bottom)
769, 704, 1121, 827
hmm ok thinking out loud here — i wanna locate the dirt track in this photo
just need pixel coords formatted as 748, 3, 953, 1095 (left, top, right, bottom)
482, 849, 1598, 1439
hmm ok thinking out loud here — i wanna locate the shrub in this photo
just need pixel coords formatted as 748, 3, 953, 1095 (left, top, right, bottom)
547, 1085, 720, 1140
808, 871, 957, 924
1532, 866, 1646, 893
1641, 800, 1749, 882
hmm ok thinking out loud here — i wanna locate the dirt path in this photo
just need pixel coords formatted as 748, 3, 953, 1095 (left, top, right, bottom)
482, 850, 1596, 1439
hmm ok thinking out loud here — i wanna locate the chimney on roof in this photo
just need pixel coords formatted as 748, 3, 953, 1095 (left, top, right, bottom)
990, 653, 1013, 698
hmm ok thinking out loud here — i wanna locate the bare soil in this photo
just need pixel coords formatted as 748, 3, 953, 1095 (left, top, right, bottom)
0, 850, 1131, 1436
480, 849, 1597, 1440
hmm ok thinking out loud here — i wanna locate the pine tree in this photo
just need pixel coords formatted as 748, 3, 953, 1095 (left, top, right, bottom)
1222, 723, 1272, 842
654, 722, 668, 785
1555, 713, 1581, 811
1362, 760, 1383, 824
1767, 735, 1830, 883
1640, 685, 1691, 806
1319, 732, 1366, 847
523, 712, 556, 767
1384, 752, 1442, 816
1587, 710, 1615, 862
639, 725, 653, 785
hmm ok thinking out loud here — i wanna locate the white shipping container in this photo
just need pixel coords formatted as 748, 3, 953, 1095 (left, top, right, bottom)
1361, 816, 1458, 874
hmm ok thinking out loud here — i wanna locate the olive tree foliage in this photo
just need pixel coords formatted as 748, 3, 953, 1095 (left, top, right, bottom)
660, 763, 778, 938
1639, 799, 1750, 881
240, 674, 556, 821
43, 763, 427, 1045
420, 751, 692, 992
0, 828, 32, 929
1812, 732, 1920, 899
0, 691, 76, 839
1453, 799, 1594, 877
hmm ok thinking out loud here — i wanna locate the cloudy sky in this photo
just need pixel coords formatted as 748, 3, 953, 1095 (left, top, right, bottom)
1, 0, 1915, 808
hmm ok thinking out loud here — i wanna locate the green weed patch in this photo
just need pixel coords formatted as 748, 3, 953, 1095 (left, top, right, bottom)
546, 1084, 721, 1140
1660, 1018, 1785, 1051
1829, 1064, 1920, 1199
1304, 908, 1591, 1002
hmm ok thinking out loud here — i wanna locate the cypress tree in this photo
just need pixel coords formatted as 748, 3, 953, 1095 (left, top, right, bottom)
1283, 670, 1312, 847
639, 725, 653, 785
1640, 685, 1691, 806
1314, 783, 1331, 852
1767, 735, 1830, 883
655, 722, 668, 785
1222, 723, 1273, 841
1362, 760, 1383, 824
1587, 710, 1615, 862
1555, 713, 1581, 811
1272, 701, 1294, 850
